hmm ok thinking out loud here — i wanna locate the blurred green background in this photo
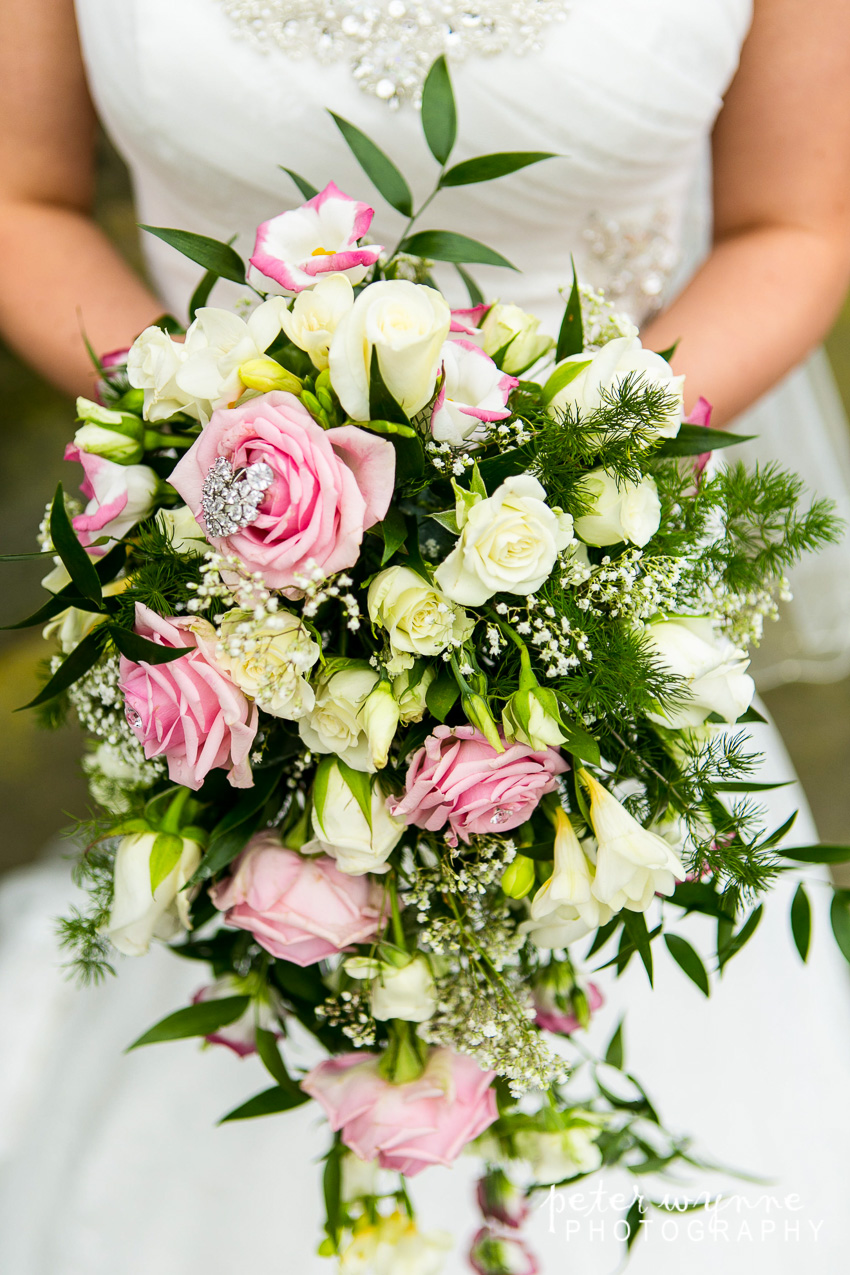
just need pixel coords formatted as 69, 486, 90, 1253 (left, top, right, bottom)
1, 141, 849, 876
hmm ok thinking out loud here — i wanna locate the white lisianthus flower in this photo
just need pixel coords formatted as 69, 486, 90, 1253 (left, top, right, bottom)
216, 608, 320, 720
392, 665, 436, 725
345, 955, 438, 1023
280, 272, 355, 370
126, 326, 188, 422
643, 617, 756, 728
298, 665, 380, 771
155, 505, 206, 554
434, 475, 574, 606
573, 468, 660, 548
339, 1213, 452, 1275
329, 280, 451, 421
530, 809, 594, 918
480, 302, 554, 374
429, 339, 517, 446
581, 769, 686, 912
368, 566, 474, 674
306, 759, 404, 875
105, 832, 202, 956
515, 1118, 607, 1184
548, 335, 684, 440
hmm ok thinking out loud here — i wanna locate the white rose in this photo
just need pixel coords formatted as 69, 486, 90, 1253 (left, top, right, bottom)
127, 326, 188, 423
368, 566, 474, 671
216, 608, 320, 720
480, 302, 554, 374
434, 475, 574, 606
307, 760, 404, 875
329, 280, 450, 421
548, 335, 684, 440
105, 832, 202, 956
299, 665, 385, 771
156, 505, 206, 555
280, 272, 354, 370
644, 616, 755, 728
175, 298, 289, 420
392, 665, 436, 725
345, 954, 437, 1023
515, 1121, 605, 1184
582, 769, 686, 912
573, 468, 660, 548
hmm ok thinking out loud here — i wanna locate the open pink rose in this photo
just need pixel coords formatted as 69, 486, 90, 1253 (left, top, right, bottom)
170, 391, 395, 592
118, 602, 258, 790
302, 1047, 497, 1177
209, 832, 385, 965
430, 340, 518, 446
64, 443, 158, 554
247, 182, 383, 294
388, 725, 567, 847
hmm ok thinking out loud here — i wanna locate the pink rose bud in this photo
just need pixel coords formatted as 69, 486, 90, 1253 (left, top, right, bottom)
209, 832, 385, 966
468, 1226, 539, 1275
169, 391, 395, 593
302, 1047, 498, 1177
476, 1168, 529, 1229
388, 725, 567, 848
119, 602, 258, 790
533, 980, 604, 1036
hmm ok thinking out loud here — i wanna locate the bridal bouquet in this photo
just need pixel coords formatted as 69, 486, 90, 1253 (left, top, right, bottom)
8, 57, 848, 1272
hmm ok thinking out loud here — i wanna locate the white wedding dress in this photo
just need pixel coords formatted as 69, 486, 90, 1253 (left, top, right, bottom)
1, 1, 850, 1271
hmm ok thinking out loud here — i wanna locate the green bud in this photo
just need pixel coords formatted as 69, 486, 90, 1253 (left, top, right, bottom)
462, 692, 504, 753
300, 390, 327, 423
501, 854, 536, 899
238, 357, 303, 394
74, 397, 145, 464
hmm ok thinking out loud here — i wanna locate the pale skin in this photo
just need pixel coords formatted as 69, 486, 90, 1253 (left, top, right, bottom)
1, 0, 850, 422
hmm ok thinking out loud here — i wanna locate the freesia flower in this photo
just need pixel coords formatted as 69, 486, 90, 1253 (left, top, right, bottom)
581, 769, 686, 911
105, 831, 202, 956
210, 831, 385, 964
118, 602, 259, 790
643, 616, 755, 728
306, 758, 405, 875
529, 808, 593, 918
573, 468, 660, 548
248, 182, 383, 294
280, 272, 355, 369
519, 896, 613, 950
548, 335, 684, 439
430, 340, 518, 446
302, 1047, 497, 1176
64, 443, 159, 554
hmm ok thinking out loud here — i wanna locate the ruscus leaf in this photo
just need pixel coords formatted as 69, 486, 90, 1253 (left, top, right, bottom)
219, 1084, 309, 1124
17, 627, 106, 710
440, 151, 558, 188
280, 167, 319, 201
328, 113, 413, 216
664, 934, 710, 996
790, 883, 812, 962
49, 483, 103, 603
127, 996, 250, 1049
108, 626, 194, 665
556, 260, 584, 361
139, 226, 247, 284
421, 56, 457, 165
400, 230, 516, 270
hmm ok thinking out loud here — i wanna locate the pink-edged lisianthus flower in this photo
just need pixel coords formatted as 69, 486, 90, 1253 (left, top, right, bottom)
688, 396, 714, 480
387, 725, 567, 848
64, 443, 159, 554
533, 981, 604, 1035
118, 601, 258, 790
449, 303, 491, 343
302, 1047, 497, 1177
430, 339, 518, 446
169, 391, 395, 593
247, 182, 383, 295
469, 1227, 540, 1275
209, 832, 385, 965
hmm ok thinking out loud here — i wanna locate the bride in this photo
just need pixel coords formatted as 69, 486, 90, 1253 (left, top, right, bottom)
1, 1, 850, 1271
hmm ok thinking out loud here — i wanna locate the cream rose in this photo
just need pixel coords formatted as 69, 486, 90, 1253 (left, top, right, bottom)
306, 759, 405, 875
368, 566, 474, 673
105, 832, 202, 957
548, 335, 684, 440
644, 617, 755, 728
216, 608, 320, 720
573, 468, 661, 548
434, 475, 575, 606
298, 664, 386, 771
155, 505, 206, 555
345, 954, 438, 1023
480, 302, 554, 374
280, 272, 354, 370
328, 280, 450, 421
392, 665, 436, 725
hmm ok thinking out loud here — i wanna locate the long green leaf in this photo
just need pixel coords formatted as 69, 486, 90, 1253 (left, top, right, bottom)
108, 625, 194, 665
605, 1018, 625, 1069
336, 759, 374, 832
378, 505, 409, 565
456, 264, 484, 307
542, 358, 592, 404
421, 55, 457, 165
139, 226, 246, 284
830, 890, 850, 965
49, 483, 102, 603
400, 230, 516, 270
656, 424, 754, 457
664, 934, 710, 996
16, 627, 106, 711
622, 912, 654, 986
189, 268, 218, 319
1, 586, 103, 631
790, 883, 812, 962
368, 346, 410, 426
329, 113, 413, 216
556, 261, 584, 361
782, 843, 850, 864
149, 832, 185, 893
127, 996, 250, 1049
255, 1027, 294, 1089
189, 763, 284, 884
718, 905, 763, 971
280, 167, 319, 201
426, 668, 461, 722
219, 1084, 309, 1123
440, 151, 557, 188
323, 1141, 344, 1249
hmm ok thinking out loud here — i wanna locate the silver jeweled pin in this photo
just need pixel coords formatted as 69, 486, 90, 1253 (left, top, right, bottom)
201, 456, 275, 539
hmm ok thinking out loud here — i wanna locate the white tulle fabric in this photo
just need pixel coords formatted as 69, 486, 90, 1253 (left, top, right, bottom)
1, 2, 849, 1271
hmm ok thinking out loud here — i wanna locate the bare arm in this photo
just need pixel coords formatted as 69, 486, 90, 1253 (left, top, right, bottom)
642, 0, 850, 425
0, 0, 163, 397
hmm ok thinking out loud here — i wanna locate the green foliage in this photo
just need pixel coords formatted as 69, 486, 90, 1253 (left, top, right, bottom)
56, 838, 117, 984
107, 520, 206, 632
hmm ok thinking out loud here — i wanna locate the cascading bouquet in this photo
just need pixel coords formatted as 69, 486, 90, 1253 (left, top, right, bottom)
7, 56, 850, 1274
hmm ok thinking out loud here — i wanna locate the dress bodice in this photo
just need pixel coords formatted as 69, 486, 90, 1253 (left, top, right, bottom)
74, 0, 752, 327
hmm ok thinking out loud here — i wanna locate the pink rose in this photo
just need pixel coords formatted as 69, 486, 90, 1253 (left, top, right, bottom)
388, 725, 567, 848
118, 601, 258, 790
430, 340, 518, 447
209, 832, 385, 965
169, 391, 395, 592
64, 443, 158, 554
533, 982, 604, 1035
302, 1047, 497, 1177
247, 182, 383, 295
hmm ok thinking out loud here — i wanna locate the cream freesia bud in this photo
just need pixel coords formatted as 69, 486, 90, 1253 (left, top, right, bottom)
530, 808, 593, 918
501, 854, 536, 899
105, 831, 202, 956
280, 272, 354, 370
580, 769, 686, 911
237, 357, 303, 394
359, 679, 401, 769
307, 758, 404, 875
462, 693, 504, 753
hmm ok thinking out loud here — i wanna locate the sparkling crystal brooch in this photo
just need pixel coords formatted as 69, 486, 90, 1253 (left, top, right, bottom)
201, 456, 275, 539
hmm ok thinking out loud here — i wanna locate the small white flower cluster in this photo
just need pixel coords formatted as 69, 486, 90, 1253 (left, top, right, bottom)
708, 578, 790, 648
425, 439, 476, 475
404, 838, 518, 921
65, 654, 142, 748
578, 284, 640, 351
292, 562, 361, 630
82, 738, 162, 812
573, 550, 682, 622
495, 595, 591, 677
316, 987, 377, 1048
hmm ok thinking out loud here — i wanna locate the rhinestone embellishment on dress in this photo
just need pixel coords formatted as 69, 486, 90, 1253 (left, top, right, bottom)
201, 457, 275, 539
218, 0, 573, 107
